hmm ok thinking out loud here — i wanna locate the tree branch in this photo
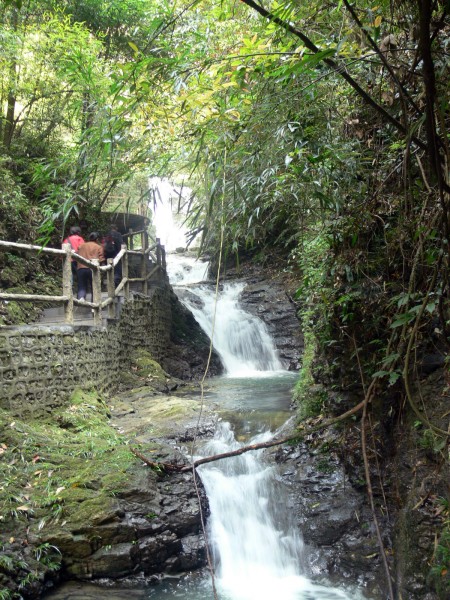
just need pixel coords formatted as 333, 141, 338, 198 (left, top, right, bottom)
239, 0, 427, 151
342, 0, 422, 118
131, 398, 368, 473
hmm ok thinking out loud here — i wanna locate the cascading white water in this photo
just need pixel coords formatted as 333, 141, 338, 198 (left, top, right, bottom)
167, 254, 210, 285
198, 423, 306, 600
151, 197, 368, 599
168, 254, 283, 376
197, 423, 364, 600
182, 282, 282, 375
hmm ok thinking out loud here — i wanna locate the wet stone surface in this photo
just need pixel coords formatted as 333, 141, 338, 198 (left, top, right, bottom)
271, 439, 387, 599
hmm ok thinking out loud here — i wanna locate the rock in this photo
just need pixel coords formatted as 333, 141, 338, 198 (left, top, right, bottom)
274, 440, 386, 596
163, 290, 223, 379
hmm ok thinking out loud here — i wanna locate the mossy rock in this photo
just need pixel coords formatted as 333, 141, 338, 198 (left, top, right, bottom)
131, 350, 169, 379
53, 389, 111, 431
1, 263, 28, 287
69, 495, 121, 527
113, 391, 210, 438
122, 350, 178, 393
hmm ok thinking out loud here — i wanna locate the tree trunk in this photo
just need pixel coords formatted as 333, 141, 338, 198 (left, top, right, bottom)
3, 7, 19, 149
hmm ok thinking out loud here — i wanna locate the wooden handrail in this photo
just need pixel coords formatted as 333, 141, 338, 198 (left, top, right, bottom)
0, 293, 69, 302
0, 234, 167, 326
0, 240, 65, 256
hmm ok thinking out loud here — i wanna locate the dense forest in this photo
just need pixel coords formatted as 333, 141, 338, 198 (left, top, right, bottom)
0, 0, 449, 598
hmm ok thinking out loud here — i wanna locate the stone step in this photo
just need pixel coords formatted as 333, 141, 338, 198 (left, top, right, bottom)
43, 306, 92, 318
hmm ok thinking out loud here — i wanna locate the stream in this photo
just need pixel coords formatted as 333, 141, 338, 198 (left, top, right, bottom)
139, 255, 367, 600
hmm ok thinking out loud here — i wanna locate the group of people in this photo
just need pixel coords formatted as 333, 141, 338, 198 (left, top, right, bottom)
63, 225, 124, 301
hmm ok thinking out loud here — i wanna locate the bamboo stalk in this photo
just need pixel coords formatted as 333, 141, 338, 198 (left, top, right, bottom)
106, 258, 115, 319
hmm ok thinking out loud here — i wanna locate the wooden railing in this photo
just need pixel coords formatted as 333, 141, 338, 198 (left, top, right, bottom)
0, 233, 166, 326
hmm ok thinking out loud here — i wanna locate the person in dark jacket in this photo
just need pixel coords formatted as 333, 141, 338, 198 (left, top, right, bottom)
103, 224, 124, 286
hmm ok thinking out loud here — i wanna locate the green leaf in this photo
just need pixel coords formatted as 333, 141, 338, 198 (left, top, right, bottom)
372, 370, 389, 379
128, 41, 139, 54
388, 371, 401, 386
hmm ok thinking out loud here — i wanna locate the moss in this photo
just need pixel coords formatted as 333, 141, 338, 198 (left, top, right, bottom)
1, 388, 141, 531
293, 321, 327, 419
0, 370, 198, 600
118, 371, 142, 387
68, 495, 119, 527
132, 349, 169, 379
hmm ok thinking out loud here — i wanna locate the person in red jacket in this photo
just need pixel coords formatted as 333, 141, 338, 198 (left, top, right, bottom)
76, 232, 105, 301
63, 226, 85, 283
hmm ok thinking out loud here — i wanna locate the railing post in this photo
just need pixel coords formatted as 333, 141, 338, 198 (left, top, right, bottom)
156, 237, 161, 267
107, 258, 115, 319
128, 228, 134, 250
91, 259, 102, 326
62, 243, 74, 324
143, 230, 149, 252
161, 245, 166, 271
122, 244, 130, 299
141, 249, 148, 296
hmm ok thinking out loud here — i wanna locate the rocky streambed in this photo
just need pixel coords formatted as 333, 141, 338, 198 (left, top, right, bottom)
0, 352, 217, 599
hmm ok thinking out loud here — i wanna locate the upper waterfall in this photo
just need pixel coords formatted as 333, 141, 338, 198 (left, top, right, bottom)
167, 254, 284, 377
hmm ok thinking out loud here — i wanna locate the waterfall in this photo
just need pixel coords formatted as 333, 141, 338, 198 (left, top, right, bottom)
198, 423, 305, 600
151, 194, 367, 599
168, 255, 283, 376
195, 423, 364, 600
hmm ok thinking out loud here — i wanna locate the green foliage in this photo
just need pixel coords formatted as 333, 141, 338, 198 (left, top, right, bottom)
0, 389, 128, 528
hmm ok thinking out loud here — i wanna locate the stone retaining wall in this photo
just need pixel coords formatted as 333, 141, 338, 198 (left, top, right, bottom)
0, 289, 172, 418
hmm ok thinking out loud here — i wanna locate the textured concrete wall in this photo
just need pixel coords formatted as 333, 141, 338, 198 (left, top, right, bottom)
0, 289, 172, 418
119, 287, 172, 363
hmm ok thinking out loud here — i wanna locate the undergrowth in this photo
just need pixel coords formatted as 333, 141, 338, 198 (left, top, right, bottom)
0, 388, 147, 597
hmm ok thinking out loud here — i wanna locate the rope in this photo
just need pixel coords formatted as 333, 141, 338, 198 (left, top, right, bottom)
188, 148, 227, 600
